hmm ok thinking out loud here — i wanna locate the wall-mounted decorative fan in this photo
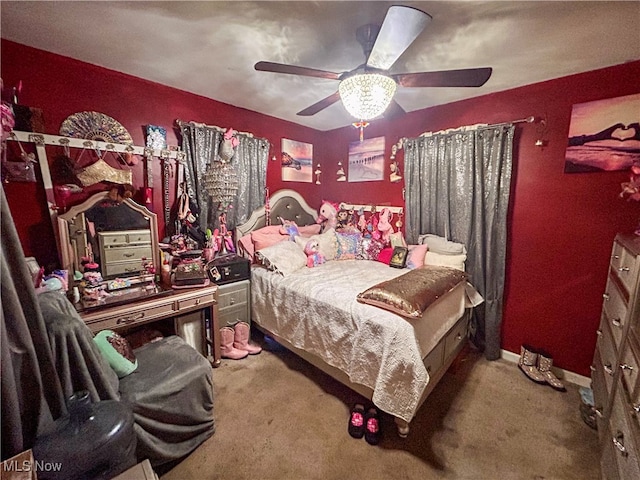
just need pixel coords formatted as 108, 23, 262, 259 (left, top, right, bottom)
255, 6, 492, 121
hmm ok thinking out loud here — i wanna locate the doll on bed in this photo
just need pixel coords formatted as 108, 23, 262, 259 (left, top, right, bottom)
304, 239, 325, 268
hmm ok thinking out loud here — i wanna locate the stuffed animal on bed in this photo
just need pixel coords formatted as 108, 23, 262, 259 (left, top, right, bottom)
377, 208, 394, 245
279, 219, 300, 241
317, 200, 338, 232
304, 239, 325, 268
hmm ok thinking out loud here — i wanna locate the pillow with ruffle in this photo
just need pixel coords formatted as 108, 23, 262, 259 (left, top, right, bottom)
256, 241, 308, 276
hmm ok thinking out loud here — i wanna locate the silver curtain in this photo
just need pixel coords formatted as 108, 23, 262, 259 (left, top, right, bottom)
179, 122, 268, 233
404, 124, 515, 360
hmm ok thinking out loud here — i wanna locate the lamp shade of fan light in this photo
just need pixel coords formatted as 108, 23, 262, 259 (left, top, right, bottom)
338, 73, 397, 120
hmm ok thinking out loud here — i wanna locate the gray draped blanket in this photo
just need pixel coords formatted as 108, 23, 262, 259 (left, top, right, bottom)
37, 292, 214, 466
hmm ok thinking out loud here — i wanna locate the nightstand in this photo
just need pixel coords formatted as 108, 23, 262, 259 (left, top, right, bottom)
217, 279, 251, 328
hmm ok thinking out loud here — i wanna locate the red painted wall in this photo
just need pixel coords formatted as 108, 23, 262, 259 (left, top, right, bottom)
1, 40, 324, 268
2, 39, 639, 375
326, 61, 640, 376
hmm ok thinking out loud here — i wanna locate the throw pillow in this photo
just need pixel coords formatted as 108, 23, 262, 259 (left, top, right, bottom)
335, 231, 362, 260
256, 241, 308, 276
93, 330, 138, 378
406, 244, 428, 269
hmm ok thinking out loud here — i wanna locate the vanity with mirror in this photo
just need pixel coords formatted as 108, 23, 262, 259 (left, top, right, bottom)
58, 191, 221, 367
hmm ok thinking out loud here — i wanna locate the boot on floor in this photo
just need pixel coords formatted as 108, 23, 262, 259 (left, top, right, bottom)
220, 326, 249, 360
518, 345, 546, 384
537, 353, 566, 391
233, 321, 262, 355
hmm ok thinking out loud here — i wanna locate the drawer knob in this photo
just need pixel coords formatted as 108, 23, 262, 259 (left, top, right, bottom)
633, 404, 640, 413
602, 293, 610, 301
604, 364, 614, 376
612, 318, 622, 328
618, 266, 630, 273
594, 407, 603, 418
619, 363, 634, 372
596, 329, 602, 337
590, 365, 596, 372
195, 298, 201, 305
230, 298, 236, 305
612, 432, 628, 457
123, 252, 135, 258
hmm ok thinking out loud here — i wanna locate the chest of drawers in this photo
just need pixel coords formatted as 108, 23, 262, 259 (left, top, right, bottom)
592, 234, 640, 479
98, 229, 153, 278
217, 279, 251, 328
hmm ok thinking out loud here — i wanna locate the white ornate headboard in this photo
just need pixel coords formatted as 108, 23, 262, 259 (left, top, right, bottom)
235, 189, 319, 241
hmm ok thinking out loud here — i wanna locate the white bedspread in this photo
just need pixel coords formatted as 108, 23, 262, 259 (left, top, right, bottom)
251, 260, 476, 422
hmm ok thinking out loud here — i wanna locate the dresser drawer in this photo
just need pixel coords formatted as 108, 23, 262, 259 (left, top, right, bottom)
104, 260, 145, 277
620, 343, 640, 400
609, 388, 640, 480
599, 321, 619, 393
219, 304, 250, 327
617, 244, 640, 296
604, 279, 629, 349
592, 348, 612, 438
86, 302, 175, 332
424, 340, 445, 378
177, 292, 217, 310
218, 281, 249, 311
444, 316, 468, 359
103, 245, 153, 263
99, 230, 151, 246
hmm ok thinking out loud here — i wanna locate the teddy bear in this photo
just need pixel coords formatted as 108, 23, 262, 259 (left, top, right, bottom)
304, 239, 325, 268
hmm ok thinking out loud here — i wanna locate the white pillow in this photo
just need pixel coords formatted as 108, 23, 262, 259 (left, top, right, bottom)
256, 241, 308, 276
424, 251, 466, 271
295, 228, 338, 261
418, 233, 467, 255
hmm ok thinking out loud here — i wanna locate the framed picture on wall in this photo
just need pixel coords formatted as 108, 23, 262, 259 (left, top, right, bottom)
281, 138, 313, 182
564, 93, 640, 173
348, 136, 385, 182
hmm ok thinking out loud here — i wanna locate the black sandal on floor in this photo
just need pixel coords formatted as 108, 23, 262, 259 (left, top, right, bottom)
364, 407, 381, 445
348, 403, 365, 439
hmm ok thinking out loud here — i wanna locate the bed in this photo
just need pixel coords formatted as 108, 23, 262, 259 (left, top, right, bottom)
235, 189, 481, 436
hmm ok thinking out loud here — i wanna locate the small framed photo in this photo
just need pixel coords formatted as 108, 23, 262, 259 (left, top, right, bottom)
389, 246, 408, 269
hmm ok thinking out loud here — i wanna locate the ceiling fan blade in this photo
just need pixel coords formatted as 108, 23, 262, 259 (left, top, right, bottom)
384, 99, 406, 119
366, 6, 431, 71
394, 67, 493, 88
255, 61, 341, 81
297, 91, 341, 116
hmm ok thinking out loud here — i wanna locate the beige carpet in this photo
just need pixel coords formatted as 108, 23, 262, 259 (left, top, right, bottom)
161, 336, 599, 480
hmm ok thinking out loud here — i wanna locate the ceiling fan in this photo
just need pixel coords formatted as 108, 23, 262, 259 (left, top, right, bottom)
255, 5, 492, 120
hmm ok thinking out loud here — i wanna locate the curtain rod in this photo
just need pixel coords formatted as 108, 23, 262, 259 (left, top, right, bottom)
175, 119, 255, 138
417, 115, 538, 138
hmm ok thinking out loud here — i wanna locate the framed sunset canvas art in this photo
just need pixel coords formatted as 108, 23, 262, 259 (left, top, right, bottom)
281, 138, 313, 182
564, 93, 640, 173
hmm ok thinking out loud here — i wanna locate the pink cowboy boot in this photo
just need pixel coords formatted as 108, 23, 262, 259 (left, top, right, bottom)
220, 326, 248, 360
233, 322, 262, 355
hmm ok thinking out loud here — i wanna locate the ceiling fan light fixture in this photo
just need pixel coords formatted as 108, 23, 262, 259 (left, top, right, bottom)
338, 73, 397, 120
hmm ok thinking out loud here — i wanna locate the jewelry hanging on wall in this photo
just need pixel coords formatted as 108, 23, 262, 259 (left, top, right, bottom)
389, 160, 402, 183
314, 164, 322, 184
336, 162, 346, 182
161, 150, 172, 236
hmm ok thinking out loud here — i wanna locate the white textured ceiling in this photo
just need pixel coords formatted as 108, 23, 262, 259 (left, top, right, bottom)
1, 1, 639, 131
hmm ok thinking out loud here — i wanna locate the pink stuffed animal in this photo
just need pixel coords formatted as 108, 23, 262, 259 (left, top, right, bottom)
317, 200, 338, 232
377, 208, 394, 245
304, 239, 325, 268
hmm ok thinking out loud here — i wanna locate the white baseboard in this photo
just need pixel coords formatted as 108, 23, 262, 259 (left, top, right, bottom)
500, 349, 591, 389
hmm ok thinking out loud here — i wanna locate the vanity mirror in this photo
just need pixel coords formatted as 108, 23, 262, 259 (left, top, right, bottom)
58, 191, 161, 283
